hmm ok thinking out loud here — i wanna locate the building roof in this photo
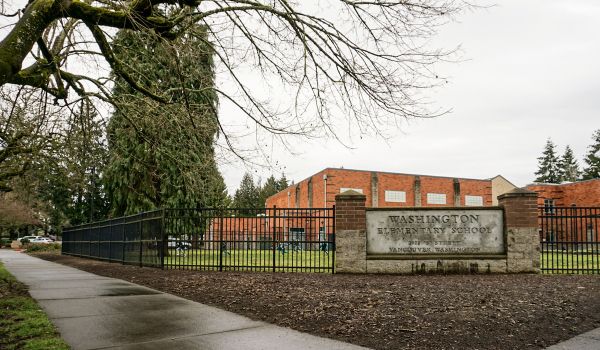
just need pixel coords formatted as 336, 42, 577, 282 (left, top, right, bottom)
267, 167, 494, 202
526, 178, 600, 187
321, 167, 493, 181
489, 174, 517, 188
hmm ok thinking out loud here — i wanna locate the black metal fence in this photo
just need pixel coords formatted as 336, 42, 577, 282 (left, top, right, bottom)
62, 207, 336, 273
539, 206, 600, 274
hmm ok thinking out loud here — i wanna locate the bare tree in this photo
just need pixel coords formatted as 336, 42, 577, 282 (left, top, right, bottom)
0, 1, 470, 147
0, 86, 63, 191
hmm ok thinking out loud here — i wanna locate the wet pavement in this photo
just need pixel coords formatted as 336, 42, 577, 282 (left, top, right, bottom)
0, 250, 368, 350
545, 328, 600, 350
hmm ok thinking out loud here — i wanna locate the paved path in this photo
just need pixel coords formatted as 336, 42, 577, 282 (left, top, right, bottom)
0, 250, 367, 350
545, 328, 600, 350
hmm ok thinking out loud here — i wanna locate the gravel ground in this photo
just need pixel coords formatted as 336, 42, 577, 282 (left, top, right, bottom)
34, 253, 600, 350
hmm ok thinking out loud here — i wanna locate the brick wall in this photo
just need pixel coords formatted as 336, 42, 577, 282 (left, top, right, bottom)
526, 179, 600, 207
418, 176, 455, 206
459, 179, 493, 206
501, 192, 538, 228
562, 180, 600, 206
377, 172, 416, 207
266, 168, 493, 209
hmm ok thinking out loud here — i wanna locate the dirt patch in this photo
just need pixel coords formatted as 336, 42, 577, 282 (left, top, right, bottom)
35, 253, 600, 350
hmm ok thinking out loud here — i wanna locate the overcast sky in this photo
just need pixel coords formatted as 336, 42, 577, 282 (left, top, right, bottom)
218, 1, 600, 193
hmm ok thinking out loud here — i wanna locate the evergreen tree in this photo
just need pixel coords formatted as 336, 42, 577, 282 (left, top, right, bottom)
277, 174, 289, 192
259, 175, 280, 207
582, 129, 600, 180
534, 139, 561, 183
559, 145, 581, 182
232, 173, 260, 212
104, 26, 228, 215
32, 101, 110, 228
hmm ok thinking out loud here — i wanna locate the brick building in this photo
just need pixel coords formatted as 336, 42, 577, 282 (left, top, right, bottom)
526, 179, 600, 244
526, 179, 600, 207
266, 168, 495, 209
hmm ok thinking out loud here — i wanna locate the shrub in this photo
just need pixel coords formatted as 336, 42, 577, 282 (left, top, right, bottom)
25, 243, 61, 253
19, 238, 30, 244
0, 238, 11, 247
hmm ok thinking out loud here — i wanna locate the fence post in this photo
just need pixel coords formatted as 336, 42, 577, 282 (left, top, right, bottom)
272, 206, 277, 272
61, 230, 66, 255
122, 222, 125, 264
139, 218, 143, 267
97, 223, 101, 259
88, 226, 92, 257
160, 209, 165, 269
108, 219, 112, 262
331, 205, 336, 274
219, 213, 224, 272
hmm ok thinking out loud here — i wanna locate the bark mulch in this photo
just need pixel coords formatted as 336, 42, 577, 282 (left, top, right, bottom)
35, 253, 600, 350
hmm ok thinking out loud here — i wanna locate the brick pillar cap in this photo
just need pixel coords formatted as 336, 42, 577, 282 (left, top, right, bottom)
497, 187, 537, 200
335, 190, 367, 200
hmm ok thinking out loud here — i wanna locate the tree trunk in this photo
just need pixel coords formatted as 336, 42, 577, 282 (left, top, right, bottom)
0, 0, 61, 85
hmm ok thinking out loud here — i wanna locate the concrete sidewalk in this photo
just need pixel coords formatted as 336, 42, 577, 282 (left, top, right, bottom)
545, 328, 600, 350
0, 250, 367, 350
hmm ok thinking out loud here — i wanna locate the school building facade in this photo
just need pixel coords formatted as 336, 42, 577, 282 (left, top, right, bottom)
526, 179, 600, 207
266, 168, 497, 209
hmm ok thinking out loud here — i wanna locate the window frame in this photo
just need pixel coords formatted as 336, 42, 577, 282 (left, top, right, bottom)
385, 190, 407, 203
426, 193, 447, 205
464, 195, 484, 206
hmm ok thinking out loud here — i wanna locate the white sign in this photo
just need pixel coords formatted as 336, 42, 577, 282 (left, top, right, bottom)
366, 209, 504, 255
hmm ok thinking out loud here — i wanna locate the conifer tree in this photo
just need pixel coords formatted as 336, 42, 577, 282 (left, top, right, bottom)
259, 175, 281, 207
34, 101, 110, 227
277, 174, 290, 192
559, 145, 581, 182
582, 129, 600, 180
232, 173, 260, 214
104, 26, 228, 215
534, 139, 561, 183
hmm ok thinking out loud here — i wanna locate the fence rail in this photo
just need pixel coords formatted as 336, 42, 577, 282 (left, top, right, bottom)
62, 207, 336, 273
539, 206, 600, 274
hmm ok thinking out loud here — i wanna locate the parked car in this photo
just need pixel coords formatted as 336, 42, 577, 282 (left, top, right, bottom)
29, 237, 54, 244
18, 235, 42, 242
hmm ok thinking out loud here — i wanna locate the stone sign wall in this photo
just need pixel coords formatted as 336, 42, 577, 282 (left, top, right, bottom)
366, 209, 504, 256
334, 189, 540, 274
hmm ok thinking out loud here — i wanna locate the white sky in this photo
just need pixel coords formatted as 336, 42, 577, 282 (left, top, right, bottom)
218, 0, 600, 193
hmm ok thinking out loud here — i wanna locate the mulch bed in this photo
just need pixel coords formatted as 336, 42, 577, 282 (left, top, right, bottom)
34, 253, 600, 350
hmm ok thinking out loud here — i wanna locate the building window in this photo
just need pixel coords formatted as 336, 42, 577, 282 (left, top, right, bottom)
544, 199, 555, 214
340, 187, 363, 194
465, 195, 483, 206
427, 193, 446, 205
385, 190, 406, 203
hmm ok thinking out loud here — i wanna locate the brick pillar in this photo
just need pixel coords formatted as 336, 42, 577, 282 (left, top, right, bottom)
370, 172, 379, 208
335, 190, 367, 273
414, 176, 422, 207
453, 178, 461, 206
307, 178, 313, 208
498, 188, 540, 273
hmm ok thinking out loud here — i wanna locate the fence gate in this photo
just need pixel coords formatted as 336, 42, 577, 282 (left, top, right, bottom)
62, 207, 336, 274
539, 206, 600, 274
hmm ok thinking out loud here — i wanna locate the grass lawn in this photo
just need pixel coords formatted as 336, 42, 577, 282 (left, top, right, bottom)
0, 261, 69, 350
164, 248, 333, 272
541, 251, 600, 274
